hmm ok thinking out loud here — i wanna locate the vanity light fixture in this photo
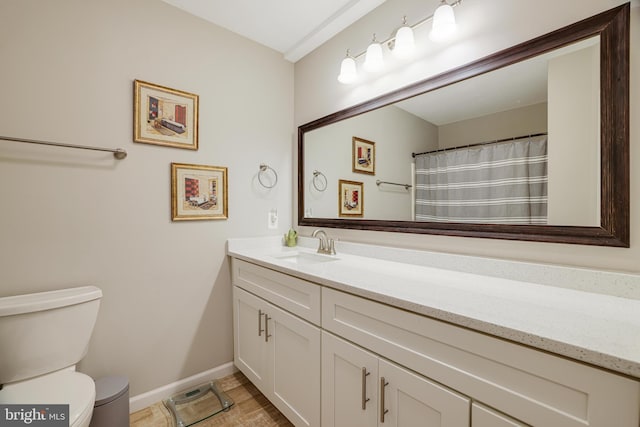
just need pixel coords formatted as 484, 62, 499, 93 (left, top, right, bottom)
337, 50, 358, 84
430, 0, 457, 41
363, 34, 384, 72
337, 0, 461, 84
393, 16, 415, 58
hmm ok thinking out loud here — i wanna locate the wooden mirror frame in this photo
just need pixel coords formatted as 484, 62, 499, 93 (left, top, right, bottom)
298, 4, 629, 247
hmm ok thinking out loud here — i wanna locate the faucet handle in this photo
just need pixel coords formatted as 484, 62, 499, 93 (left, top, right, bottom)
328, 239, 336, 255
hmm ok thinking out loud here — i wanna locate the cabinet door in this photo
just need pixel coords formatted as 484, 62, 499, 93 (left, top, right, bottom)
267, 302, 321, 427
233, 286, 269, 391
379, 359, 470, 427
322, 332, 378, 427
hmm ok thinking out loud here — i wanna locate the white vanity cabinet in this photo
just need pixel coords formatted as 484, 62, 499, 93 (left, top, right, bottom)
322, 331, 470, 427
230, 254, 640, 427
322, 287, 640, 427
232, 259, 321, 427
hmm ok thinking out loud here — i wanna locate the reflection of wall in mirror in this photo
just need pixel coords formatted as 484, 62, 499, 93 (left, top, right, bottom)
438, 103, 547, 149
547, 43, 600, 227
305, 105, 437, 220
306, 103, 548, 222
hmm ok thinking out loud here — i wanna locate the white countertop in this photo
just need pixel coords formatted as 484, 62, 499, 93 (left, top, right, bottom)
227, 236, 640, 379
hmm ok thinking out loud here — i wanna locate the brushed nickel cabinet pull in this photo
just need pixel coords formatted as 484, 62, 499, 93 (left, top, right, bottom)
361, 368, 371, 410
265, 314, 272, 342
258, 309, 264, 337
379, 377, 389, 423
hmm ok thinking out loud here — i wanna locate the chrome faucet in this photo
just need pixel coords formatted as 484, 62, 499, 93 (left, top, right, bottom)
312, 229, 336, 255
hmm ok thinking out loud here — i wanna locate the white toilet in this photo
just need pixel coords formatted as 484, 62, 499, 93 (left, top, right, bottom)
0, 286, 102, 427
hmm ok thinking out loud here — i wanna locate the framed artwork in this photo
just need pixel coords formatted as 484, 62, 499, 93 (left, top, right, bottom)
338, 179, 363, 217
352, 137, 375, 175
134, 80, 199, 150
171, 163, 228, 221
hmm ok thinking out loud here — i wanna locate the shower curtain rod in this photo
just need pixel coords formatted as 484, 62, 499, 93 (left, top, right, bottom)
411, 132, 547, 158
0, 135, 128, 159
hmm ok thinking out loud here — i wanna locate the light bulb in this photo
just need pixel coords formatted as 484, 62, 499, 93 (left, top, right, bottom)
393, 18, 415, 58
430, 1, 456, 41
363, 35, 384, 72
337, 53, 357, 84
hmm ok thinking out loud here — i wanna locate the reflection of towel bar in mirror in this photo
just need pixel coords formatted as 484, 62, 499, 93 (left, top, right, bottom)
376, 180, 411, 190
1, 135, 127, 159
258, 163, 278, 188
312, 170, 327, 191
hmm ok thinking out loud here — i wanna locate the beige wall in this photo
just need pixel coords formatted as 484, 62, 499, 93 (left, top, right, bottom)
0, 0, 293, 396
304, 105, 436, 220
438, 103, 547, 149
548, 44, 601, 226
294, 0, 640, 274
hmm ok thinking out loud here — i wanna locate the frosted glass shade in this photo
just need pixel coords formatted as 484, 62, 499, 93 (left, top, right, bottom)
430, 2, 456, 41
363, 42, 384, 72
337, 56, 357, 84
393, 25, 415, 57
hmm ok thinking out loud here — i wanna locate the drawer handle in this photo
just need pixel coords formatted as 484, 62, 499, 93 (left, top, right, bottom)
380, 377, 389, 423
265, 314, 272, 342
258, 309, 265, 337
361, 368, 371, 410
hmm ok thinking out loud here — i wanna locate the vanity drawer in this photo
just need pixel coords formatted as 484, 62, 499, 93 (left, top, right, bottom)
322, 287, 640, 427
232, 258, 321, 325
472, 403, 528, 427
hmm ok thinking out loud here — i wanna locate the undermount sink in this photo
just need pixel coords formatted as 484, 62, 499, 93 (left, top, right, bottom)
273, 251, 339, 265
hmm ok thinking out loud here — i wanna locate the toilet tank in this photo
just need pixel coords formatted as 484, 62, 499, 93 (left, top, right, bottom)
0, 286, 102, 385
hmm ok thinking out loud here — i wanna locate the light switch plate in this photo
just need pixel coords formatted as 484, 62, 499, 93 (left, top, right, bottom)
268, 209, 278, 229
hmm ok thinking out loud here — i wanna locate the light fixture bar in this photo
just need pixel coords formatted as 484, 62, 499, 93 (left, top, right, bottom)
347, 0, 463, 61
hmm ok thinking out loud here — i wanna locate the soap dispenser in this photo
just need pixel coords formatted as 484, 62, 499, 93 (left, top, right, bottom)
284, 229, 298, 247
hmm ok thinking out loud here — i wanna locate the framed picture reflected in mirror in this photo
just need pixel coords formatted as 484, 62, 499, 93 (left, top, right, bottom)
338, 179, 363, 217
352, 137, 375, 175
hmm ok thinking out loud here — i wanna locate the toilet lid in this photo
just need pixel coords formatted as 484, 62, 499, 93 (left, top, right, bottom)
0, 369, 95, 426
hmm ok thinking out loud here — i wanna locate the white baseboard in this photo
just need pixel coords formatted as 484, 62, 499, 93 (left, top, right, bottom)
129, 362, 237, 413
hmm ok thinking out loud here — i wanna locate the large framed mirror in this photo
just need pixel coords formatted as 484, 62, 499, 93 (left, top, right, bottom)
298, 4, 629, 247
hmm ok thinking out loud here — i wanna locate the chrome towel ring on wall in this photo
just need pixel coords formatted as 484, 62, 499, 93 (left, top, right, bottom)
258, 163, 278, 188
312, 170, 327, 191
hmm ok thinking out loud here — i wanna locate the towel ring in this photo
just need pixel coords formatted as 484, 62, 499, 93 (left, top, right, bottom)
258, 163, 278, 188
312, 170, 327, 192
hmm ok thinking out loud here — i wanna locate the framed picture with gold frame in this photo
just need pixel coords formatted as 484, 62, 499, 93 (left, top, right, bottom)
352, 136, 375, 175
338, 179, 363, 217
171, 163, 228, 221
134, 80, 199, 150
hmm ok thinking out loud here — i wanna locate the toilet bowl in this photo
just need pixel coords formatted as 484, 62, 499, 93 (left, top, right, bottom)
1, 369, 96, 427
0, 286, 102, 427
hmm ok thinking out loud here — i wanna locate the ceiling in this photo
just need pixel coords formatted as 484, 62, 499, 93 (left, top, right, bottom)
159, 1, 599, 125
160, 0, 386, 62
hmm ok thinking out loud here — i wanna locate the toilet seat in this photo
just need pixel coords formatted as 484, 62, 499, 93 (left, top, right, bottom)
0, 369, 95, 427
